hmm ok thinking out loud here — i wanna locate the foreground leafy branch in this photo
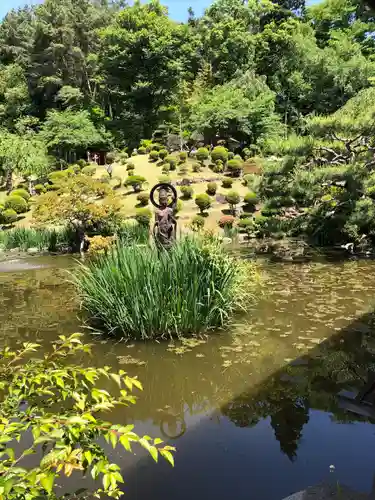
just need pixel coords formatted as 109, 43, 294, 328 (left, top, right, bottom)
0, 333, 175, 499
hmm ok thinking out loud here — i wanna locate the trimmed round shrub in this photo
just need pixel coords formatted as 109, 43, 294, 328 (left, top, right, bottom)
124, 175, 146, 192
120, 151, 129, 161
196, 148, 209, 163
234, 154, 243, 161
16, 183, 28, 190
138, 146, 147, 155
150, 143, 163, 152
159, 149, 168, 160
213, 160, 224, 173
149, 150, 159, 162
135, 208, 152, 226
161, 164, 170, 175
228, 152, 234, 160
48, 170, 69, 183
166, 156, 177, 171
225, 190, 241, 208
219, 215, 235, 228
1, 208, 17, 225
244, 191, 258, 208
192, 163, 202, 173
206, 182, 217, 196
45, 183, 60, 191
211, 146, 228, 163
10, 189, 30, 201
180, 185, 194, 200
34, 184, 46, 195
120, 158, 128, 165
126, 162, 135, 171
190, 215, 205, 232
112, 176, 122, 190
137, 192, 150, 206
238, 218, 254, 231
227, 159, 243, 176
127, 169, 135, 177
70, 164, 81, 174
74, 236, 256, 339
4, 195, 28, 214
106, 152, 116, 165
179, 151, 188, 162
99, 175, 110, 184
158, 175, 171, 184
77, 159, 87, 168
82, 165, 96, 176
131, 151, 138, 157
222, 177, 233, 188
174, 199, 183, 213
195, 193, 211, 213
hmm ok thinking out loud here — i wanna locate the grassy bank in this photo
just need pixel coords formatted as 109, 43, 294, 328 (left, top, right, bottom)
74, 236, 258, 340
0, 227, 76, 252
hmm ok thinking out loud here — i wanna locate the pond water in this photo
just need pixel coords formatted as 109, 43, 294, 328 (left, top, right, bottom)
2, 254, 375, 499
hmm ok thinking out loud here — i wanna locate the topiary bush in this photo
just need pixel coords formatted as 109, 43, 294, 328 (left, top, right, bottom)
244, 191, 258, 210
45, 183, 60, 191
106, 152, 116, 165
159, 149, 168, 160
5, 195, 28, 214
77, 159, 87, 168
190, 215, 205, 232
213, 160, 224, 173
206, 182, 217, 196
179, 151, 188, 162
158, 174, 171, 184
48, 170, 69, 183
180, 185, 194, 199
126, 161, 135, 171
227, 159, 243, 177
138, 146, 147, 155
112, 176, 122, 189
135, 208, 152, 226
228, 152, 234, 160
10, 189, 30, 201
195, 193, 211, 214
192, 163, 202, 173
82, 165, 96, 176
219, 215, 235, 229
166, 156, 177, 171
211, 146, 228, 164
124, 175, 147, 192
162, 164, 170, 175
174, 199, 183, 214
225, 191, 241, 213
34, 184, 46, 195
222, 177, 233, 188
0, 208, 17, 225
149, 150, 159, 162
137, 192, 150, 206
196, 147, 209, 164
238, 217, 254, 232
150, 143, 163, 152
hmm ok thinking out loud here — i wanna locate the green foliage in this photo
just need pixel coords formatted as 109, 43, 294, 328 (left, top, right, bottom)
211, 146, 228, 163
162, 164, 170, 174
179, 151, 188, 162
222, 177, 233, 188
225, 191, 241, 210
0, 334, 175, 499
34, 184, 46, 195
4, 194, 28, 214
149, 150, 159, 162
77, 159, 87, 168
0, 208, 17, 225
166, 156, 177, 170
137, 192, 150, 206
181, 185, 194, 199
244, 191, 259, 208
10, 188, 30, 201
74, 237, 257, 339
124, 175, 147, 192
196, 147, 209, 163
227, 159, 243, 176
238, 217, 254, 231
0, 227, 76, 251
228, 151, 234, 160
106, 152, 116, 164
82, 165, 96, 176
192, 162, 202, 172
159, 149, 168, 160
190, 215, 205, 231
138, 146, 147, 154
195, 193, 211, 213
126, 162, 135, 171
207, 182, 217, 195
135, 208, 152, 226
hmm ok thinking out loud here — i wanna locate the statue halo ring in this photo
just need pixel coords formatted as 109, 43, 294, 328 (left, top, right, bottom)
150, 182, 178, 209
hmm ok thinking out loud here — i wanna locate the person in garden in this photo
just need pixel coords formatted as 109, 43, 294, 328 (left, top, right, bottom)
153, 188, 177, 250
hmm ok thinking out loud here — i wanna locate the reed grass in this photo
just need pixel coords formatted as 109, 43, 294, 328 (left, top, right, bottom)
73, 236, 258, 340
0, 227, 75, 251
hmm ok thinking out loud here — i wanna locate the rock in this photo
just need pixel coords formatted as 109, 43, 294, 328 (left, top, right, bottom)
222, 237, 232, 245
9, 247, 20, 253
27, 247, 39, 255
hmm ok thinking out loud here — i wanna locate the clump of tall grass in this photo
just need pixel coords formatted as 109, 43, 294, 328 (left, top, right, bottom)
117, 222, 149, 246
73, 236, 258, 340
0, 227, 75, 251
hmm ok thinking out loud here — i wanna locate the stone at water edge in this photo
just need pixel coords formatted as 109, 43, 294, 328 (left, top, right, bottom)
27, 247, 39, 255
222, 237, 232, 245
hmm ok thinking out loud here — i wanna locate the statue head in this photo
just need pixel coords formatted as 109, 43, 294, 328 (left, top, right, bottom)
158, 188, 169, 208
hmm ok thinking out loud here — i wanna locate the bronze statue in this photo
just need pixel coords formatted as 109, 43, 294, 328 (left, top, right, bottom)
152, 188, 177, 250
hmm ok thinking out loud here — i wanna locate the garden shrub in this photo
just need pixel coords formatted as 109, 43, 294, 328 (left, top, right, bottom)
149, 150, 159, 162
45, 183, 60, 191
213, 160, 224, 173
124, 175, 146, 192
179, 151, 188, 162
211, 146, 228, 163
120, 151, 129, 160
174, 199, 183, 213
227, 159, 243, 176
10, 189, 30, 201
126, 161, 135, 171
127, 169, 135, 177
132, 150, 138, 156
195, 193, 211, 213
138, 146, 147, 155
219, 215, 235, 228
76, 158, 87, 168
181, 185, 194, 199
159, 149, 168, 160
106, 152, 116, 164
158, 174, 171, 183
244, 191, 259, 209
222, 177, 233, 188
166, 156, 177, 170
87, 235, 116, 256
207, 182, 217, 195
196, 147, 209, 164
48, 170, 69, 183
135, 207, 152, 226
150, 143, 163, 151
190, 215, 205, 231
0, 208, 17, 225
234, 154, 243, 162
225, 191, 241, 212
120, 157, 128, 165
34, 184, 46, 195
137, 192, 150, 206
228, 152, 234, 160
5, 195, 28, 214
162, 164, 170, 174
16, 183, 28, 190
238, 217, 254, 231
74, 237, 258, 339
99, 175, 110, 184
82, 165, 96, 176
192, 163, 202, 173
112, 176, 122, 189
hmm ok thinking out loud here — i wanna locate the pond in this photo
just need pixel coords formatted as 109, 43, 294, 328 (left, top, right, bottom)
2, 254, 375, 499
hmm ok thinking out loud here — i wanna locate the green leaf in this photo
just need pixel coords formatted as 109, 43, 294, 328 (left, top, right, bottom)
148, 446, 158, 462
110, 373, 122, 388
40, 472, 55, 494
5, 448, 15, 461
110, 432, 117, 449
160, 449, 175, 467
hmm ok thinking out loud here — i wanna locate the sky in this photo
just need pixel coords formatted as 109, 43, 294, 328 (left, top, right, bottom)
0, 0, 211, 21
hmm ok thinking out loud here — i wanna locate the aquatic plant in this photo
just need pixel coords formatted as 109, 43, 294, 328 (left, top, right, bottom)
74, 236, 257, 340
0, 333, 174, 499
0, 227, 75, 251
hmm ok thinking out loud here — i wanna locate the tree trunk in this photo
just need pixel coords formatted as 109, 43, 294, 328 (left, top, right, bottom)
5, 169, 12, 194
